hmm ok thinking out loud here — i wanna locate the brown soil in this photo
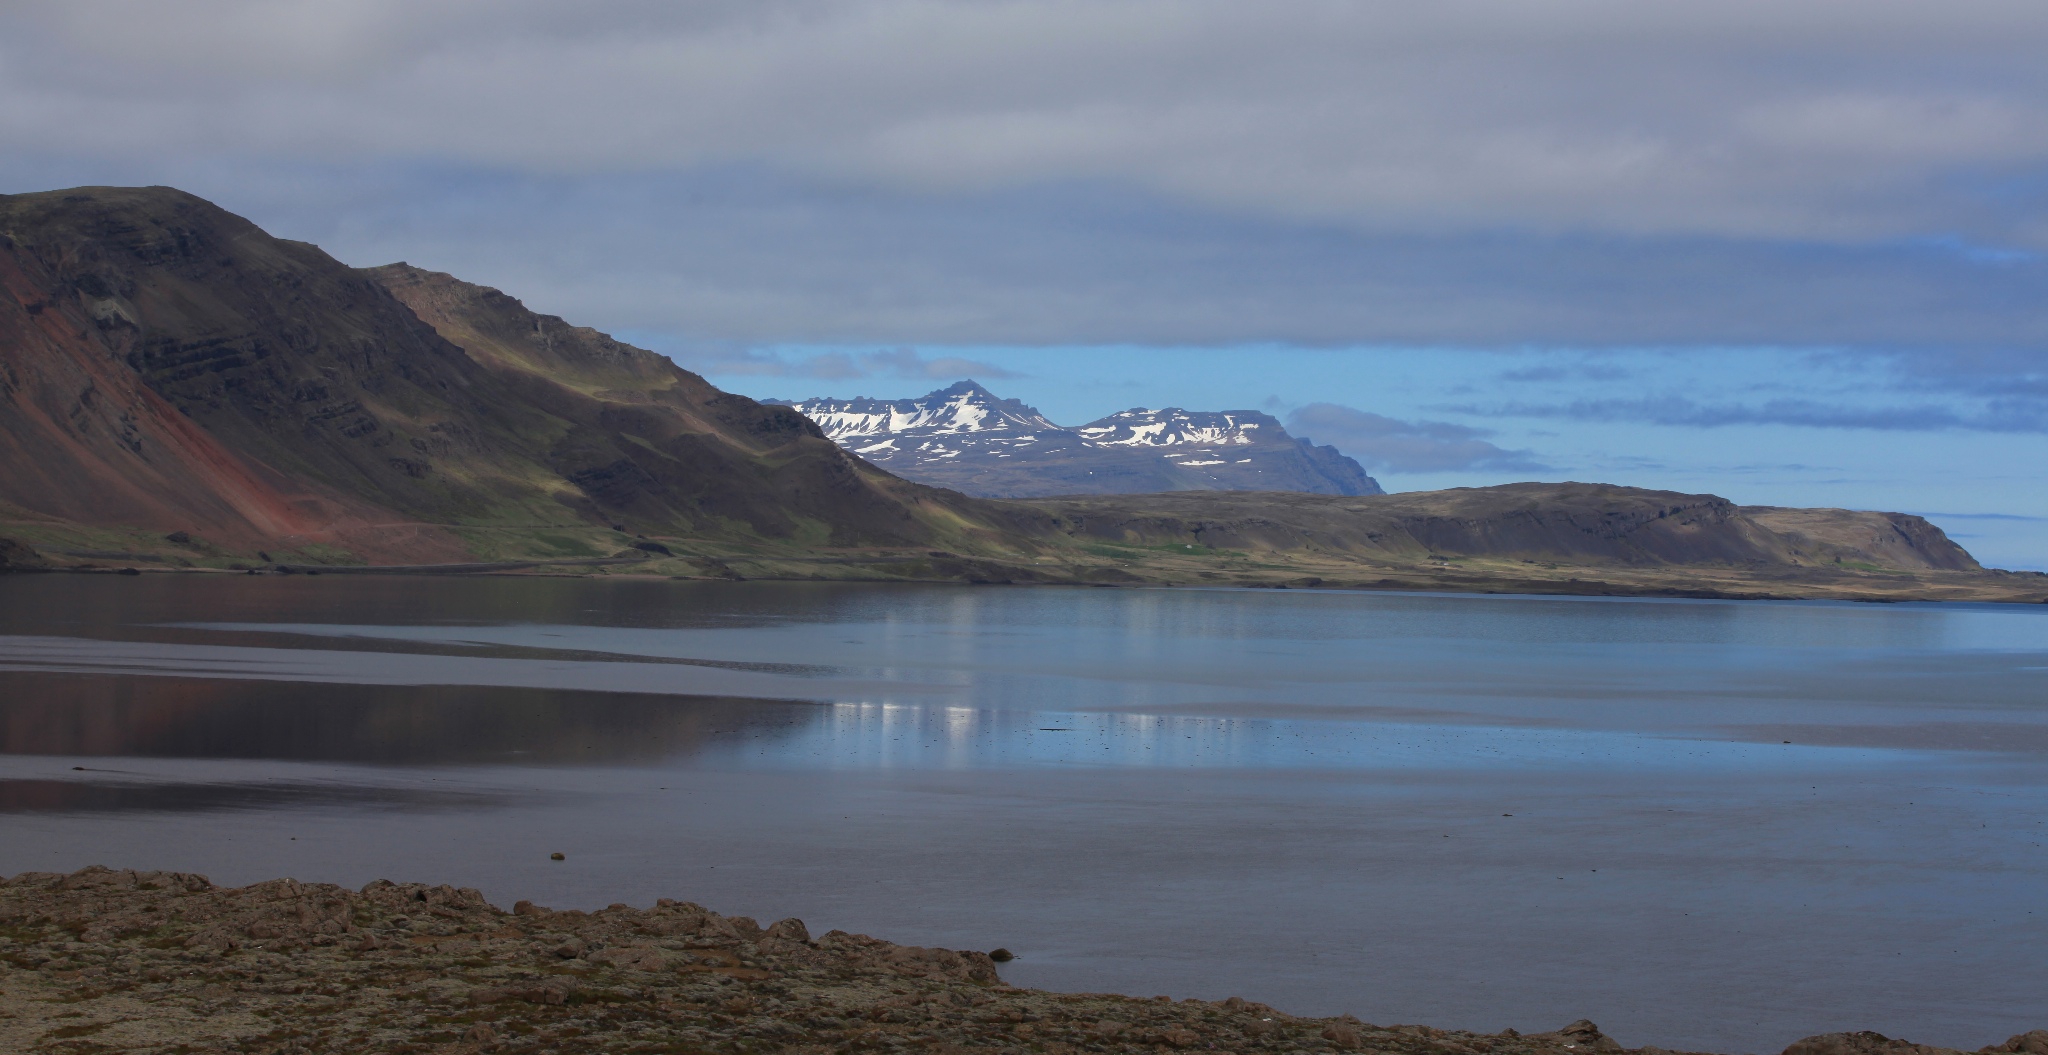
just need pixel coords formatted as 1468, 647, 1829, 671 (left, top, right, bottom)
3, 868, 2041, 1055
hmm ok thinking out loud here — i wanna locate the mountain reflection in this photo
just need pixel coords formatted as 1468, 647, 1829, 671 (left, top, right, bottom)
0, 776, 519, 814
0, 672, 820, 765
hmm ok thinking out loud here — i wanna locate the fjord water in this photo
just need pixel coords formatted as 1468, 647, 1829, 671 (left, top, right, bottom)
1, 577, 2044, 1051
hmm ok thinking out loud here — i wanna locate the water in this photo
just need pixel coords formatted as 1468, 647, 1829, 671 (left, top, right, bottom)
1, 575, 2044, 1051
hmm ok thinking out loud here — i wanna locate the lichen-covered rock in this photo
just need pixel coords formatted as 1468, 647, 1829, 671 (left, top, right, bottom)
0, 866, 2029, 1055
1987, 1032, 2048, 1055
1783, 1031, 1966, 1055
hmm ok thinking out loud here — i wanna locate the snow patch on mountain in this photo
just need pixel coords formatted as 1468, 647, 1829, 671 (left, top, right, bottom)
771, 381, 1382, 499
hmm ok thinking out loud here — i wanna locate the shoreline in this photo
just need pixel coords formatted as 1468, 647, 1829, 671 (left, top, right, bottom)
6, 559, 2047, 607
2, 867, 2039, 1055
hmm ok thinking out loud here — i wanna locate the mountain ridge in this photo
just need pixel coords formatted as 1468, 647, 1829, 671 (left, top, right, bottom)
0, 185, 2037, 604
776, 380, 1383, 497
0, 186, 1045, 564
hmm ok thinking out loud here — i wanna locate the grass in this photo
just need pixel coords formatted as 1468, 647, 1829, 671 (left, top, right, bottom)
1081, 541, 1246, 559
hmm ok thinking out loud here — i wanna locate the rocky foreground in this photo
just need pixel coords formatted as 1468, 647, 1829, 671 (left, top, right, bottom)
1, 868, 2040, 1055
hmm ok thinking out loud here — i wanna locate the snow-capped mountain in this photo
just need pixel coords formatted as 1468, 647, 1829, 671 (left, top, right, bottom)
772, 381, 1382, 498
787, 381, 1079, 465
1079, 407, 1280, 453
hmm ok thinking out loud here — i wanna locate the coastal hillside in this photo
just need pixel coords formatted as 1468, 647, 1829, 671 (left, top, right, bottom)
358, 263, 1041, 554
997, 483, 2036, 602
0, 185, 2034, 602
779, 381, 1381, 497
0, 187, 1041, 565
1028, 484, 1981, 571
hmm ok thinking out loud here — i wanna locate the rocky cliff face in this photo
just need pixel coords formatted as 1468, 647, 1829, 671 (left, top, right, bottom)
0, 187, 1028, 561
778, 381, 1382, 498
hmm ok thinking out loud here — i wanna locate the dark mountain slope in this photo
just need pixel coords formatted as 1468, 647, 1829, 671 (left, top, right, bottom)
363, 264, 1028, 549
0, 192, 451, 559
0, 187, 555, 546
0, 187, 1030, 559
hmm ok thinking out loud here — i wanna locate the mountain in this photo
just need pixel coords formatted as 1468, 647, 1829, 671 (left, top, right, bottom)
0, 185, 2029, 603
777, 381, 1382, 498
1026, 484, 1983, 572
0, 186, 1036, 564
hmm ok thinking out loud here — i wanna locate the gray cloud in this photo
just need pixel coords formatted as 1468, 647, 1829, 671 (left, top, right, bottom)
654, 343, 1022, 382
1498, 362, 1635, 383
1286, 404, 1548, 474
1876, 349, 2048, 399
1450, 395, 2048, 433
8, 1, 2048, 246
54, 161, 2035, 355
3, 1, 2048, 366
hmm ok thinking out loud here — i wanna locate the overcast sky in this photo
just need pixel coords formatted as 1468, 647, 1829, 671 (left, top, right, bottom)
3, 1, 2045, 565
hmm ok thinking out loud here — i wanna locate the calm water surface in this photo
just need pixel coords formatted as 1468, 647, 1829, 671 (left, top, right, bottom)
1, 576, 2044, 1051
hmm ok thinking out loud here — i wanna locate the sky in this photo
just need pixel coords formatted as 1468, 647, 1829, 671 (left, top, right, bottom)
1, 1, 2044, 567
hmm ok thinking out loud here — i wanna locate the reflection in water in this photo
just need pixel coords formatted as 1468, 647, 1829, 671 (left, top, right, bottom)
773, 701, 1904, 772
0, 672, 818, 765
0, 776, 520, 814
3, 575, 2048, 1051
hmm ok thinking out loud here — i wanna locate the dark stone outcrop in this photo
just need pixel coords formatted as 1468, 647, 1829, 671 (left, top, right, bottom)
0, 536, 46, 571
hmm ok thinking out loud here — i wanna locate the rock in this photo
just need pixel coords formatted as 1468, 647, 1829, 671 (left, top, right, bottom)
765, 917, 810, 942
475, 980, 576, 1006
1987, 1033, 2048, 1055
1536, 1019, 1624, 1053
0, 863, 2010, 1055
0, 537, 48, 572
589, 945, 668, 971
1783, 1032, 1962, 1055
988, 947, 1015, 962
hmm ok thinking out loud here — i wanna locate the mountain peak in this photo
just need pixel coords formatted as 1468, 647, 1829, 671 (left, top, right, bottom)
934, 379, 997, 398
780, 382, 1381, 499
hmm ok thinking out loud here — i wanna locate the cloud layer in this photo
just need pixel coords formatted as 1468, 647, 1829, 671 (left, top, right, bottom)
652, 344, 1023, 383
3, 1, 2046, 361
9, 1, 2048, 246
1286, 404, 1547, 475
1450, 391, 2048, 434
